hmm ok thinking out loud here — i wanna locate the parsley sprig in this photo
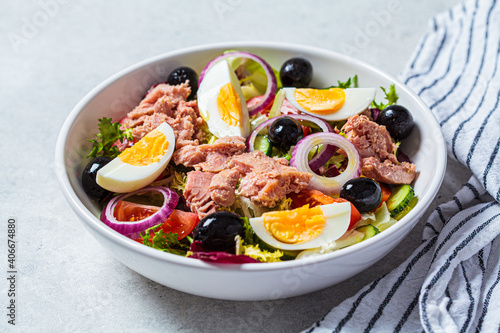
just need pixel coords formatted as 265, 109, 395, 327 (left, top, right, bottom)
87, 117, 133, 159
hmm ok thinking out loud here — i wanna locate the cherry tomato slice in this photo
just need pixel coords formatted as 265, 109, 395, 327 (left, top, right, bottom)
380, 183, 391, 203
160, 209, 200, 240
377, 183, 392, 208
301, 125, 310, 137
114, 201, 200, 241
113, 200, 160, 222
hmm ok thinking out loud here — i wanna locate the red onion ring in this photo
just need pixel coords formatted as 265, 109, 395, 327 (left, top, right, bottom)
308, 143, 338, 172
247, 114, 333, 152
199, 51, 277, 116
100, 186, 179, 238
290, 133, 361, 195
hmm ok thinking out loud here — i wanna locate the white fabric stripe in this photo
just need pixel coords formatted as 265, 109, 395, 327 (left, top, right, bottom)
303, 0, 500, 331
408, 0, 500, 200
472, 238, 500, 332
400, 0, 478, 104
422, 176, 485, 242
428, 0, 486, 117
304, 238, 436, 332
417, 205, 500, 332
450, 33, 500, 161
303, 179, 499, 332
420, 201, 500, 331
429, 201, 496, 263
417, 18, 465, 98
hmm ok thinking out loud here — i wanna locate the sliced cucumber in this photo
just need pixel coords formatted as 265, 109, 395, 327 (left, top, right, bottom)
356, 224, 380, 240
394, 196, 418, 220
254, 135, 272, 156
386, 184, 415, 217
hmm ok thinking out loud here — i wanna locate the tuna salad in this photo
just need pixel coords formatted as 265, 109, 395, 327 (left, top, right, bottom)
81, 51, 418, 263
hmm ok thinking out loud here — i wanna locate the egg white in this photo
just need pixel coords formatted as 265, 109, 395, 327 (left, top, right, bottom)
96, 122, 176, 193
249, 202, 351, 250
197, 60, 250, 138
283, 87, 376, 121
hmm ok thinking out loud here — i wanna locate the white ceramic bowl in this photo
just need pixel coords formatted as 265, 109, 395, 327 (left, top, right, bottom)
55, 42, 446, 301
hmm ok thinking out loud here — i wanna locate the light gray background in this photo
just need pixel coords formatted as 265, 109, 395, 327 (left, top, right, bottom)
1, 0, 466, 332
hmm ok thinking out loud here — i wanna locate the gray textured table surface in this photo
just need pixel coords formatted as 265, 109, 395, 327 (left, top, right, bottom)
1, 0, 467, 332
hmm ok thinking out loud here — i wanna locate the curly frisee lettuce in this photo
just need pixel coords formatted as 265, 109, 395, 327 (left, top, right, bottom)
371, 84, 398, 110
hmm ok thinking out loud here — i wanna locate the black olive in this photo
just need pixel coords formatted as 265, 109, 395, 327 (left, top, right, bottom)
279, 57, 313, 88
81, 156, 112, 199
166, 66, 199, 100
268, 116, 304, 152
340, 178, 382, 213
376, 105, 414, 141
174, 196, 191, 212
193, 211, 245, 252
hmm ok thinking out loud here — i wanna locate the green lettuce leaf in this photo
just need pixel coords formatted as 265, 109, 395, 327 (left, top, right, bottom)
224, 50, 282, 98
241, 217, 255, 245
336, 74, 359, 89
325, 154, 346, 169
371, 84, 399, 110
140, 224, 191, 255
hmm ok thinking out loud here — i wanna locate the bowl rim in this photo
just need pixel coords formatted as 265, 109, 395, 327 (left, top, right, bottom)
55, 41, 447, 272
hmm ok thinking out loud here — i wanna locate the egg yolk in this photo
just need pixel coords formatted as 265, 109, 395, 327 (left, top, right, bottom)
262, 205, 326, 244
217, 83, 242, 126
119, 129, 169, 166
294, 88, 345, 114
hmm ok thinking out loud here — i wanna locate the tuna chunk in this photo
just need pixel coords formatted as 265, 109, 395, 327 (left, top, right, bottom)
165, 101, 205, 148
342, 114, 397, 162
122, 82, 205, 147
132, 113, 169, 140
215, 151, 312, 208
140, 83, 190, 111
209, 168, 241, 207
173, 136, 247, 172
362, 157, 416, 185
184, 171, 219, 218
153, 95, 174, 117
176, 100, 205, 143
185, 150, 311, 211
342, 115, 416, 184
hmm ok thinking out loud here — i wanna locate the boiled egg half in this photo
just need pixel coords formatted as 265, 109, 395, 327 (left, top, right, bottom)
283, 87, 376, 121
197, 60, 250, 138
96, 122, 175, 193
249, 202, 351, 250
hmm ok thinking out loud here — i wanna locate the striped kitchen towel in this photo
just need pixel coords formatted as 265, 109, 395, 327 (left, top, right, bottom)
304, 0, 500, 332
